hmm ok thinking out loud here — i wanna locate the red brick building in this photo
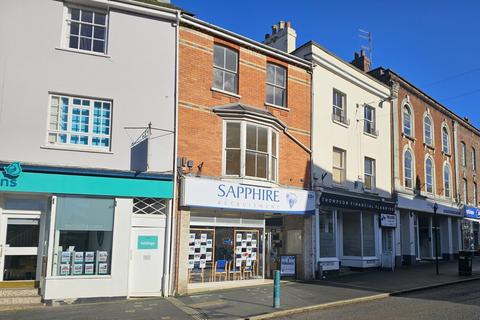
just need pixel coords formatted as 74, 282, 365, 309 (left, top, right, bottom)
174, 17, 314, 294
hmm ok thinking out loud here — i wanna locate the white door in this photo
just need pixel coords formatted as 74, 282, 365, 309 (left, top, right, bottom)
129, 227, 165, 296
0, 214, 42, 281
381, 228, 394, 270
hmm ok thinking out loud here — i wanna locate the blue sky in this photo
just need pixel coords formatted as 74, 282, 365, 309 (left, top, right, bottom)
175, 0, 480, 128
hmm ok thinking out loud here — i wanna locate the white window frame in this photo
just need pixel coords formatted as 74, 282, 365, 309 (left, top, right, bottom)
364, 105, 377, 136
461, 142, 467, 167
332, 147, 346, 185
47, 93, 113, 151
62, 4, 109, 55
222, 120, 279, 182
213, 44, 239, 94
425, 156, 434, 194
266, 63, 287, 107
404, 149, 414, 189
442, 124, 450, 154
403, 104, 413, 137
332, 89, 349, 125
443, 163, 451, 198
423, 114, 433, 146
364, 157, 376, 191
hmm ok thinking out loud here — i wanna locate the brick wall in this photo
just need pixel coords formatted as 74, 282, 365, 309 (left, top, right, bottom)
456, 121, 480, 206
178, 25, 311, 188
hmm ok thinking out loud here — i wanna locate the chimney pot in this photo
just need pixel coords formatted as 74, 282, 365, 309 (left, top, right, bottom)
351, 50, 371, 72
286, 21, 291, 28
279, 21, 285, 29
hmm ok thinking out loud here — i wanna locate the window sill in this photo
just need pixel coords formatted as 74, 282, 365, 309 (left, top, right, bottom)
47, 275, 111, 280
363, 131, 378, 139
424, 143, 435, 151
402, 132, 416, 142
265, 102, 290, 112
363, 188, 379, 195
332, 119, 350, 128
41, 144, 113, 154
55, 47, 110, 58
331, 182, 348, 190
211, 87, 241, 99
442, 151, 451, 157
221, 176, 279, 188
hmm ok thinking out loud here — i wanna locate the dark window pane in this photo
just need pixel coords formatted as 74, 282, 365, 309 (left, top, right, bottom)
81, 10, 93, 23
246, 125, 256, 150
94, 13, 106, 25
274, 87, 285, 106
257, 127, 268, 152
226, 123, 240, 148
213, 45, 224, 68
71, 8, 80, 20
266, 85, 274, 104
246, 151, 256, 177
225, 48, 237, 72
223, 72, 236, 93
257, 154, 267, 178
4, 255, 37, 281
94, 26, 105, 40
6, 221, 39, 247
70, 22, 79, 35
226, 150, 240, 175
266, 64, 275, 84
213, 69, 223, 90
93, 40, 105, 53
81, 24, 92, 37
272, 133, 277, 156
275, 66, 285, 86
69, 36, 79, 49
80, 37, 92, 50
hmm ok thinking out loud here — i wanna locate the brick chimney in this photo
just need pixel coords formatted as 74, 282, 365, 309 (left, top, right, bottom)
263, 21, 297, 53
351, 50, 371, 72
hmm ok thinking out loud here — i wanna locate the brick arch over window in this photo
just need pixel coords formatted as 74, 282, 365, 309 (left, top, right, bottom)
423, 110, 434, 146
402, 101, 414, 137
441, 122, 451, 154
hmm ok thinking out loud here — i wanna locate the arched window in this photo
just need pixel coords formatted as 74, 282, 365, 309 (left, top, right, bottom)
442, 126, 450, 154
404, 150, 413, 189
443, 163, 451, 198
425, 157, 434, 193
403, 105, 413, 136
474, 182, 478, 206
461, 142, 466, 166
424, 115, 433, 146
472, 147, 477, 171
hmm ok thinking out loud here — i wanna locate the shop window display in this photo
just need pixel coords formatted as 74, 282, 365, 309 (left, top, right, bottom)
53, 197, 114, 277
342, 211, 376, 257
188, 227, 263, 283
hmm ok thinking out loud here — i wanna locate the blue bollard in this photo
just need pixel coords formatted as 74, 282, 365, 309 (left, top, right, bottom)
273, 270, 281, 308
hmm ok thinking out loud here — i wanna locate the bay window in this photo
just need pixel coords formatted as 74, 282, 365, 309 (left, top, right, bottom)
224, 121, 278, 182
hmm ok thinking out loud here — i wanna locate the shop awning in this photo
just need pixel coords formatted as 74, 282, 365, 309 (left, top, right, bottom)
319, 191, 396, 214
463, 205, 480, 221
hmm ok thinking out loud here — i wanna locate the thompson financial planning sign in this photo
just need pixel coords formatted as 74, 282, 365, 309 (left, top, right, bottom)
181, 176, 315, 214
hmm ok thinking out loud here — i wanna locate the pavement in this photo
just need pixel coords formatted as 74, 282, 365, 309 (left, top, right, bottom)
0, 258, 479, 320
275, 280, 480, 319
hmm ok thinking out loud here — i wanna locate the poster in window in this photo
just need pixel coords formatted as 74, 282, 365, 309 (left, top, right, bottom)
200, 234, 207, 242
251, 252, 257, 260
98, 251, 108, 262
188, 260, 194, 269
206, 239, 213, 248
59, 264, 70, 276
251, 240, 257, 248
241, 240, 247, 248
74, 252, 84, 263
235, 247, 242, 254
194, 239, 201, 248
73, 264, 83, 275
199, 259, 206, 268
84, 264, 94, 275
236, 259, 242, 267
85, 252, 95, 263
247, 247, 252, 254
194, 253, 201, 261
200, 246, 207, 254
98, 263, 108, 275
205, 252, 212, 261
61, 251, 71, 263
189, 233, 195, 244
236, 233, 242, 242
246, 233, 253, 241
246, 258, 252, 267
189, 246, 195, 254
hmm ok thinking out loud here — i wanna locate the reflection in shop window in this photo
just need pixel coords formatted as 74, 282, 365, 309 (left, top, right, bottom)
342, 211, 375, 257
188, 227, 263, 283
319, 211, 336, 258
54, 197, 114, 277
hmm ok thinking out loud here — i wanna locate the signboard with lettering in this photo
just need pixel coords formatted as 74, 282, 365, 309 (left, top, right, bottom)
280, 255, 296, 277
464, 206, 480, 220
319, 192, 395, 213
181, 176, 315, 214
380, 213, 397, 228
138, 235, 159, 250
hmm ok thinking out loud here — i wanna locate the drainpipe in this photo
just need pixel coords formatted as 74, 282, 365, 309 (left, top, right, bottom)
163, 9, 180, 297
309, 63, 316, 279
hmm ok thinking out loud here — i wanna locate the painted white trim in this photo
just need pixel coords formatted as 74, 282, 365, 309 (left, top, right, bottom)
424, 155, 435, 196
422, 111, 434, 148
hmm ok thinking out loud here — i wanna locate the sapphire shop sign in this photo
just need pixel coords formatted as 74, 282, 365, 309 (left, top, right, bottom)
181, 176, 315, 214
464, 205, 480, 220
0, 162, 22, 187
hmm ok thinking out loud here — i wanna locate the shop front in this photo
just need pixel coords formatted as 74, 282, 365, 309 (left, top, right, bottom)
0, 162, 173, 301
462, 205, 480, 252
316, 190, 396, 272
397, 194, 462, 265
179, 176, 315, 292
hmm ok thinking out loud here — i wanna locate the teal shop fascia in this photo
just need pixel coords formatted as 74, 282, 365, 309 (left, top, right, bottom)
0, 162, 173, 199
